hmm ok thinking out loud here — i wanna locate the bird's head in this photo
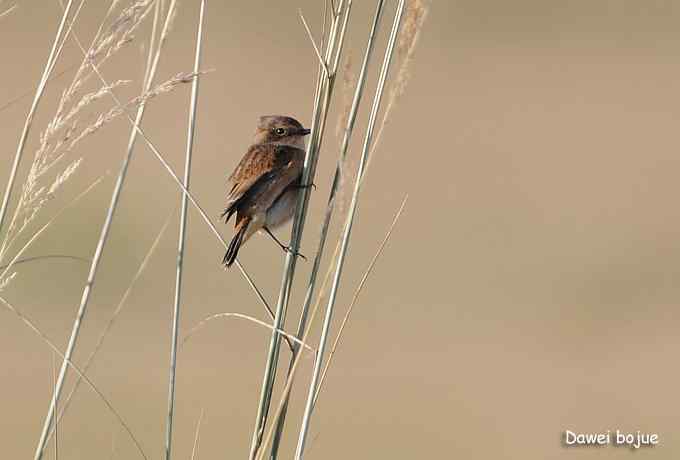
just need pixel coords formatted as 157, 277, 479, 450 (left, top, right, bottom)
253, 115, 311, 148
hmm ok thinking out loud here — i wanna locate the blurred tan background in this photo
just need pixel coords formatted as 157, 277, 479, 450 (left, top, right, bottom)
1, 0, 680, 458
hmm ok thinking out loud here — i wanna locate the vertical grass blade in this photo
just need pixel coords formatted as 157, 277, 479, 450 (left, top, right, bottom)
296, 0, 384, 341
248, 3, 352, 458
164, 1, 205, 458
269, 2, 384, 457
293, 2, 406, 458
51, 353, 59, 460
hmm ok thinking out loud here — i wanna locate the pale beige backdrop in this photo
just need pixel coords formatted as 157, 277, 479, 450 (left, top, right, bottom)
1, 1, 679, 459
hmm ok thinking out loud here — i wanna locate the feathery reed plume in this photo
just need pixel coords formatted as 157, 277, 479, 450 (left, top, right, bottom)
335, 55, 355, 140
397, 0, 428, 59
33, 2, 179, 458
0, 0, 77, 258
66, 72, 201, 149
333, 54, 360, 216
334, 0, 427, 226
366, 0, 428, 170
0, 73, 195, 289
0, 0, 156, 274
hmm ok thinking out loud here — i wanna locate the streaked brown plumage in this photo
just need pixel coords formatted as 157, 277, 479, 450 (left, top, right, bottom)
221, 115, 310, 267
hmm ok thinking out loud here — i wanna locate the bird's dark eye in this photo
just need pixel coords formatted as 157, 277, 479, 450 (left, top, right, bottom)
274, 128, 286, 136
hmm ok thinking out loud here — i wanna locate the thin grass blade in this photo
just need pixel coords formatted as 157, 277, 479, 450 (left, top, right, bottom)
164, 1, 205, 457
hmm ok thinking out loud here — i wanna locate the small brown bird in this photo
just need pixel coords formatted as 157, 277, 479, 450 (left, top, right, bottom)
221, 115, 311, 267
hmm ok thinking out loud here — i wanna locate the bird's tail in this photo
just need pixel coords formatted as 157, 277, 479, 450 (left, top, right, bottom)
223, 218, 249, 267
220, 201, 238, 223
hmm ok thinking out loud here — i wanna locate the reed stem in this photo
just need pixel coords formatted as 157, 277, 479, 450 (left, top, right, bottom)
293, 2, 406, 458
164, 1, 205, 458
165, 0, 206, 460
269, 2, 385, 457
249, 3, 352, 458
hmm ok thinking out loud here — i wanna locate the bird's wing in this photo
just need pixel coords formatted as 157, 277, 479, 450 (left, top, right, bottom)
223, 144, 303, 220
226, 144, 276, 200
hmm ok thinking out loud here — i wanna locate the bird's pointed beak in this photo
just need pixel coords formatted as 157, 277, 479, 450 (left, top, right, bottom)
300, 128, 311, 136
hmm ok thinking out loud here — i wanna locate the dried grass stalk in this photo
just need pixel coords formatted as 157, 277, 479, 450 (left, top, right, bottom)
252, 2, 354, 458
294, 2, 407, 457
164, 1, 206, 458
366, 0, 429, 171
269, 2, 388, 457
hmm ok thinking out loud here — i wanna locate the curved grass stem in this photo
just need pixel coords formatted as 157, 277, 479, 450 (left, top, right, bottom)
44, 209, 174, 446
313, 195, 407, 404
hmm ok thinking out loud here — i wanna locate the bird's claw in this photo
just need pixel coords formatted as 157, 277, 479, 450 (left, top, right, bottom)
296, 182, 316, 191
284, 246, 307, 261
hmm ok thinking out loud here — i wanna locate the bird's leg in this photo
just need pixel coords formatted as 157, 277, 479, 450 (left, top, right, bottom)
264, 227, 307, 261
264, 226, 287, 251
